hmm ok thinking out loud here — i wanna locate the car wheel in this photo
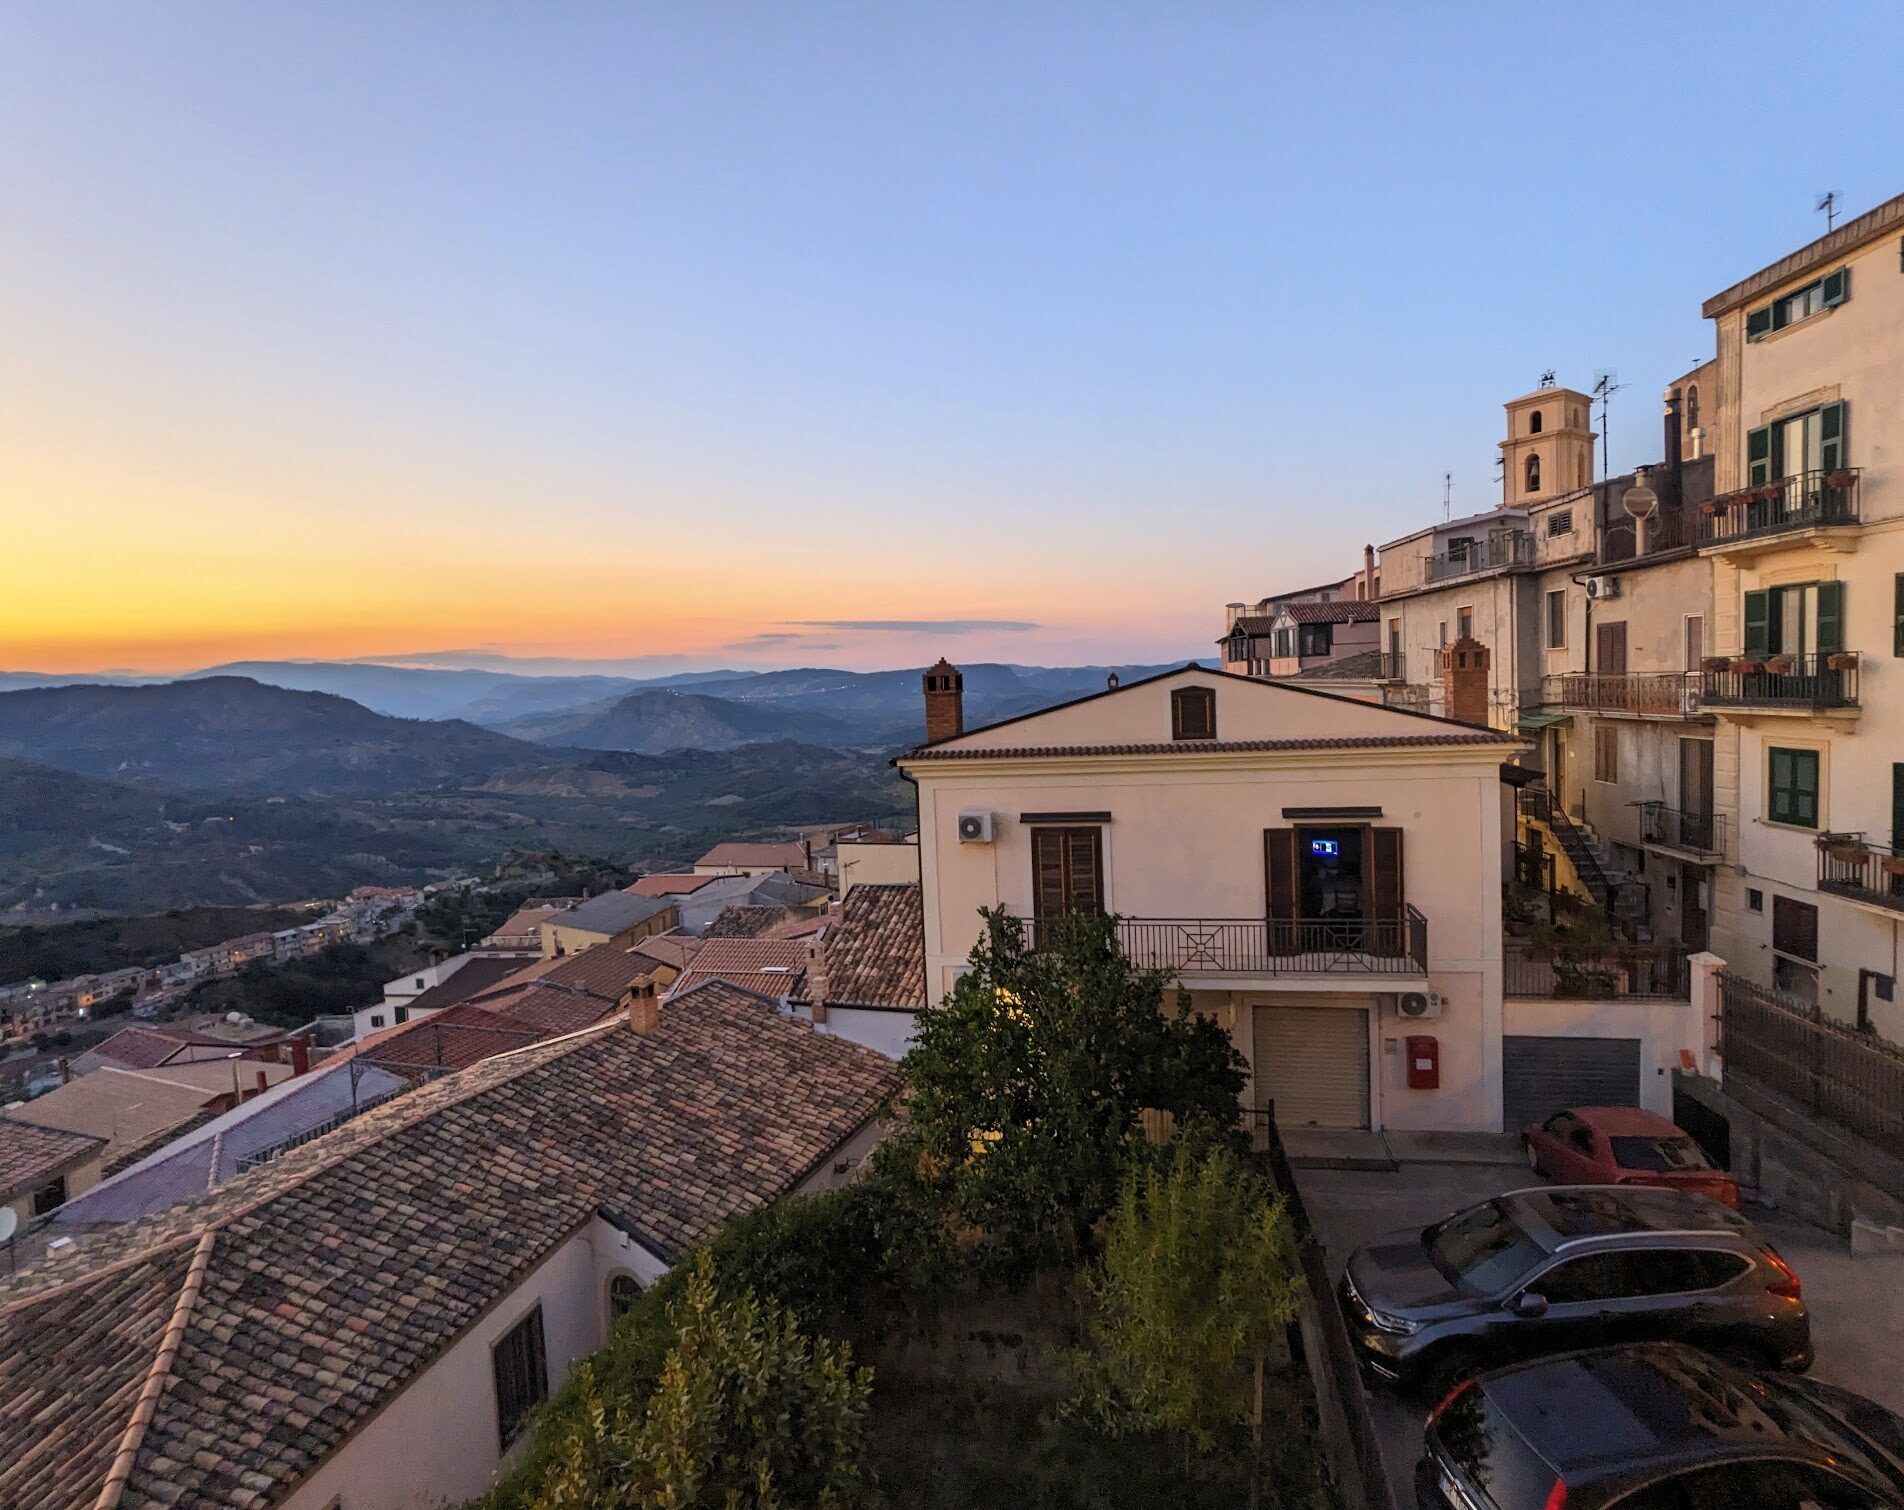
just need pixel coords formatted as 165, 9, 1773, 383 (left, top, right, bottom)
1418, 1347, 1480, 1404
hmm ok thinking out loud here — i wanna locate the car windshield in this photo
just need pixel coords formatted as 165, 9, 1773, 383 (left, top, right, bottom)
1425, 1200, 1546, 1294
1610, 1135, 1712, 1172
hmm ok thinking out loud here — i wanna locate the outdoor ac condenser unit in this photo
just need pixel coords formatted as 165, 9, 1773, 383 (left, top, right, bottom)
1388, 990, 1444, 1021
1585, 575, 1621, 601
956, 810, 996, 844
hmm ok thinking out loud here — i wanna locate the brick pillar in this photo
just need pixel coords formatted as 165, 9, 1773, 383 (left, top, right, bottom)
1441, 637, 1491, 727
923, 658, 964, 742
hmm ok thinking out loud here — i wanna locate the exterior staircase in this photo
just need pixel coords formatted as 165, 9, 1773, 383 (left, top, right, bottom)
1518, 785, 1648, 937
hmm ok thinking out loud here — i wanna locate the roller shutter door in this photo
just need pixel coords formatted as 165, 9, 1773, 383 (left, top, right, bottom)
1501, 1035, 1641, 1132
1254, 1005, 1370, 1129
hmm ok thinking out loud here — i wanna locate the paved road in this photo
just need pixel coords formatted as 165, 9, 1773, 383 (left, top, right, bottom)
1295, 1156, 1904, 1509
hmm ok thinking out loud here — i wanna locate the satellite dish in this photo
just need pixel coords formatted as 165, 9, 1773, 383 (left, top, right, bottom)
1622, 481, 1658, 520
0, 1208, 18, 1244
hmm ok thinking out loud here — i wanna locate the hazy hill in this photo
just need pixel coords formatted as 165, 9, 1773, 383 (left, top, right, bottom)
0, 677, 543, 794
188, 660, 646, 723
498, 686, 866, 752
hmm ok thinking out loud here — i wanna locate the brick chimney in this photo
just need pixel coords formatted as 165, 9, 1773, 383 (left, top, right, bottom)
290, 1035, 311, 1076
923, 658, 964, 743
624, 979, 662, 1034
1441, 637, 1491, 727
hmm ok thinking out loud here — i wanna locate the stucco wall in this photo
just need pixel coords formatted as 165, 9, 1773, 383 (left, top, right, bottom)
835, 841, 921, 898
820, 1007, 918, 1060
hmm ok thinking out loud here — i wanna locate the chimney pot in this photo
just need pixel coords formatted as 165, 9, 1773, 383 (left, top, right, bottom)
625, 981, 662, 1034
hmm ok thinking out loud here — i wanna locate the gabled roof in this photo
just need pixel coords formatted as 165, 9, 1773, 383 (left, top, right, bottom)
484, 905, 560, 938
6, 1066, 289, 1171
550, 891, 675, 937
399, 955, 528, 1014
354, 1003, 543, 1077
810, 885, 925, 1011
703, 905, 797, 939
79, 1025, 194, 1071
694, 840, 809, 869
626, 872, 718, 897
1227, 601, 1379, 637
628, 931, 705, 972
897, 663, 1524, 762
0, 1120, 103, 1202
0, 988, 899, 1509
668, 938, 811, 1002
467, 944, 662, 1005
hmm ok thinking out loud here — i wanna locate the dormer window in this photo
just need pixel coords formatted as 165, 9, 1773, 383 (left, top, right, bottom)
1529, 411, 1544, 435
1171, 685, 1216, 741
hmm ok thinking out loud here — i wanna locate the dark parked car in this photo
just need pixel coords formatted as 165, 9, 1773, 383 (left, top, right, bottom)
1522, 1106, 1740, 1209
1339, 1185, 1808, 1395
1417, 1343, 1904, 1508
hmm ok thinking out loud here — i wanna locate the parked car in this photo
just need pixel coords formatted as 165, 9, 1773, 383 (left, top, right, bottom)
1338, 1185, 1808, 1395
1417, 1343, 1904, 1508
1522, 1105, 1740, 1208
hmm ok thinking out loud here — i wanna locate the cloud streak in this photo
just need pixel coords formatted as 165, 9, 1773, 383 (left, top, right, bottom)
787, 619, 1040, 634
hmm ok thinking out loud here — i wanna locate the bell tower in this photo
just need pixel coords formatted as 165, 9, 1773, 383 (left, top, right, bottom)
1499, 379, 1596, 507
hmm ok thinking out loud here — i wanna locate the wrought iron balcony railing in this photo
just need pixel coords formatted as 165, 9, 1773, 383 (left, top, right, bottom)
1699, 651, 1859, 711
1637, 800, 1726, 858
1697, 468, 1861, 547
1025, 911, 1429, 976
1547, 672, 1701, 718
1817, 833, 1904, 916
1428, 531, 1534, 582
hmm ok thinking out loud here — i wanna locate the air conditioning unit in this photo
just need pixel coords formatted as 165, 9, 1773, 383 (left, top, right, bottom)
956, 810, 996, 844
1585, 575, 1621, 601
1389, 990, 1444, 1021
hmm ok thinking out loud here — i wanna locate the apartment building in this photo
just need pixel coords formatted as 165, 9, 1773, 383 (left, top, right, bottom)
1697, 193, 1904, 1036
1219, 549, 1384, 678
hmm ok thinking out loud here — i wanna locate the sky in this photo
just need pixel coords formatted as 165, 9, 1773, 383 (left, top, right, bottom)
4, 4, 1902, 677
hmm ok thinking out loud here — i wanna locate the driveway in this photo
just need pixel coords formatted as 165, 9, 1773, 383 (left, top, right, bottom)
1293, 1145, 1904, 1508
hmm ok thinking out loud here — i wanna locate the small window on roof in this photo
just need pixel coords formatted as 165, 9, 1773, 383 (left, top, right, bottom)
1171, 686, 1216, 741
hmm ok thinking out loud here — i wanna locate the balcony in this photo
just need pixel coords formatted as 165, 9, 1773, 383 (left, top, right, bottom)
1816, 833, 1904, 918
1637, 801, 1726, 863
1503, 942, 1691, 1001
1598, 509, 1691, 566
1697, 469, 1861, 559
1105, 911, 1429, 978
1427, 531, 1534, 583
1698, 652, 1860, 716
1547, 672, 1702, 720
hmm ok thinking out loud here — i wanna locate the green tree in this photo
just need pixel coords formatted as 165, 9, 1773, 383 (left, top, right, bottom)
1072, 1141, 1304, 1489
879, 908, 1246, 1278
526, 1253, 875, 1510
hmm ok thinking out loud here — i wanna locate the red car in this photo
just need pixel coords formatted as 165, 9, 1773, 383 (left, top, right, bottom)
1520, 1105, 1741, 1208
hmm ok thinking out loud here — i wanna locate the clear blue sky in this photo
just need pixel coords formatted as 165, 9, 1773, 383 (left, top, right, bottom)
3, 3, 1901, 672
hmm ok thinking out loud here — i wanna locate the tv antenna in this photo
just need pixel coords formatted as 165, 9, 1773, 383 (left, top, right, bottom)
1443, 471, 1452, 521
1592, 370, 1626, 480
1816, 191, 1839, 232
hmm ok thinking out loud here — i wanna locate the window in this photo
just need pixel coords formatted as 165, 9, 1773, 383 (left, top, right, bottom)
1533, 1252, 1628, 1304
1545, 509, 1573, 537
1529, 410, 1544, 434
1170, 685, 1216, 741
1387, 618, 1401, 663
1685, 384, 1700, 434
1458, 608, 1474, 640
414, 976, 426, 989
1768, 747, 1820, 828
30, 1176, 67, 1217
1743, 581, 1845, 657
492, 1305, 549, 1451
1298, 623, 1332, 658
1685, 615, 1704, 671
1438, 620, 1449, 648
369, 1013, 385, 1029
1775, 956, 1821, 1006
1032, 827, 1105, 919
1525, 452, 1541, 494
1745, 266, 1850, 339
1773, 896, 1819, 962
608, 1272, 644, 1320
1745, 401, 1847, 484
1747, 888, 1764, 913
1594, 726, 1619, 784
1272, 626, 1296, 658
1545, 590, 1567, 650
394, 1006, 409, 1024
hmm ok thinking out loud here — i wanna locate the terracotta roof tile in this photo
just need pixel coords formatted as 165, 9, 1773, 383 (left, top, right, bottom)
901, 732, 1521, 761
811, 885, 925, 1011
626, 873, 717, 897
668, 938, 811, 1002
0, 986, 898, 1508
702, 905, 796, 939
693, 841, 808, 870
0, 1120, 104, 1201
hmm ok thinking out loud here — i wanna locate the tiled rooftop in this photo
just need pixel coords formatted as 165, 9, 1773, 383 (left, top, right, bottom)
668, 937, 811, 1002
810, 884, 925, 1011
0, 1119, 103, 1202
0, 985, 898, 1508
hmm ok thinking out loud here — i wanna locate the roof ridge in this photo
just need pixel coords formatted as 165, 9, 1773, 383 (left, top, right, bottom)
93, 1227, 217, 1510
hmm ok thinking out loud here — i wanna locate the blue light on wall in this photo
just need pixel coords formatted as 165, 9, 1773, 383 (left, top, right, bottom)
1310, 838, 1340, 858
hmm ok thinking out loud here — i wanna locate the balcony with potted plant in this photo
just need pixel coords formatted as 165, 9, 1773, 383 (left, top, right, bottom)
1696, 468, 1862, 562
1817, 832, 1904, 918
1699, 650, 1859, 718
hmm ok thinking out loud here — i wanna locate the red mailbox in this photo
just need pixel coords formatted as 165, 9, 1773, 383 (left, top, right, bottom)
1405, 1034, 1439, 1090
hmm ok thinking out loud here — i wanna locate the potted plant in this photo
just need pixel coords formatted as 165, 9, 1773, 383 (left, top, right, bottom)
1881, 853, 1904, 878
1823, 836, 1867, 864
1701, 655, 1731, 674
1764, 653, 1796, 675
1828, 650, 1859, 671
1759, 482, 1786, 505
1731, 655, 1764, 674
1825, 468, 1856, 492
1700, 500, 1723, 517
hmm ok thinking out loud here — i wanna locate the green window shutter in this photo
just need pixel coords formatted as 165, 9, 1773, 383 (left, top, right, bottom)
1895, 573, 1904, 658
1746, 305, 1774, 341
1768, 421, 1786, 481
1770, 749, 1792, 824
1796, 751, 1819, 828
1820, 401, 1848, 470
1822, 267, 1850, 307
1743, 590, 1771, 656
1816, 581, 1844, 654
1747, 425, 1772, 485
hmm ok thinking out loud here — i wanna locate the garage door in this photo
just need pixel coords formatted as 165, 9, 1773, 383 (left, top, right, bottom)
1501, 1035, 1641, 1132
1254, 1005, 1370, 1129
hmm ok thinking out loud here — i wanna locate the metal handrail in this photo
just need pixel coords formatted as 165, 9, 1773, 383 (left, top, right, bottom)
1700, 651, 1859, 710
1636, 801, 1727, 857
1697, 468, 1860, 546
1428, 530, 1534, 582
1816, 832, 1904, 914
1548, 672, 1701, 718
1028, 911, 1429, 975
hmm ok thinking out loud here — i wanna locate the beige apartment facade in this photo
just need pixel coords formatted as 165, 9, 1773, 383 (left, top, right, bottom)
898, 666, 1529, 1133
1699, 193, 1904, 1037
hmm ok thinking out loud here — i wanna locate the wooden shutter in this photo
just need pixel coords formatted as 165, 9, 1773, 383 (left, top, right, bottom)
1172, 686, 1216, 740
1369, 827, 1404, 928
1743, 591, 1771, 656
1820, 402, 1847, 470
1893, 763, 1904, 851
1815, 581, 1844, 654
1746, 305, 1774, 341
1066, 828, 1103, 914
1822, 267, 1850, 307
1773, 896, 1820, 962
1264, 829, 1297, 949
1894, 574, 1904, 658
1746, 425, 1772, 485
1032, 829, 1068, 920
1794, 751, 1819, 827
1769, 749, 1793, 824
1596, 621, 1628, 676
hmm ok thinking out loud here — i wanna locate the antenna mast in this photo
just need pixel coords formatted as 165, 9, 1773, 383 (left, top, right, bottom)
1816, 191, 1839, 232
1591, 370, 1626, 481
1443, 471, 1452, 521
